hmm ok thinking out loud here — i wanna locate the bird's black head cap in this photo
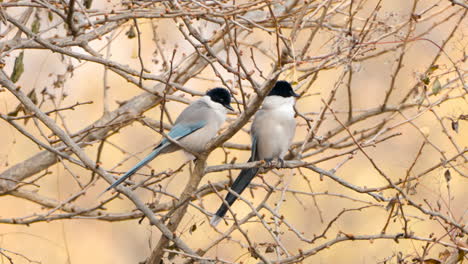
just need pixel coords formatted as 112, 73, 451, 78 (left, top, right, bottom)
268, 81, 300, 98
207, 87, 234, 111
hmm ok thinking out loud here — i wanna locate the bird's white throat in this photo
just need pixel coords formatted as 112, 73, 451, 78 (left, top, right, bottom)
262, 95, 295, 110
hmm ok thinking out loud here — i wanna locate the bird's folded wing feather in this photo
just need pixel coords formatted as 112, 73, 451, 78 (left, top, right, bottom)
158, 120, 207, 148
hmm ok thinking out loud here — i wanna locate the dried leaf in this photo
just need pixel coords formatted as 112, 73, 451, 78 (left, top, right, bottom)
385, 197, 397, 211
27, 89, 38, 104
48, 11, 53, 22
126, 26, 136, 39
189, 224, 197, 234
31, 18, 40, 34
167, 243, 177, 260
84, 0, 92, 9
7, 105, 23, 117
249, 247, 259, 259
53, 74, 65, 88
439, 249, 450, 261
408, 183, 418, 195
167, 251, 176, 260
428, 64, 439, 74
10, 51, 24, 83
23, 89, 38, 124
432, 79, 441, 94
342, 232, 355, 239
421, 76, 430, 85
444, 170, 451, 183
451, 120, 459, 133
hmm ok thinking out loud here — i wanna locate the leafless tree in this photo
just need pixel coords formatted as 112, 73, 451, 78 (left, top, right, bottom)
0, 0, 466, 263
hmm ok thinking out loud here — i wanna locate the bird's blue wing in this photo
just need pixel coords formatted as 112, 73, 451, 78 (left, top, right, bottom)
104, 120, 207, 192
159, 120, 207, 147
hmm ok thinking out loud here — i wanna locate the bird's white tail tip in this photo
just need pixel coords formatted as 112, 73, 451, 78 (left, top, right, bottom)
210, 215, 222, 227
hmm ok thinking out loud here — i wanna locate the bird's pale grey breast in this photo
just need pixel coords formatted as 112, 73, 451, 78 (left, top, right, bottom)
172, 100, 225, 153
251, 106, 296, 160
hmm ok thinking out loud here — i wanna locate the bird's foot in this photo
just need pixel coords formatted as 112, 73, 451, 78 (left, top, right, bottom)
277, 158, 285, 168
263, 158, 284, 168
264, 158, 274, 168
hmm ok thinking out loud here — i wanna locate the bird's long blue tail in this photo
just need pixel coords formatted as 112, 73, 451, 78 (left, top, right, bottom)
103, 146, 163, 192
210, 166, 259, 226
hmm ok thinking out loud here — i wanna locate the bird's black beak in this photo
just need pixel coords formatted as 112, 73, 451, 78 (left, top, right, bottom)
224, 104, 234, 111
292, 91, 300, 97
